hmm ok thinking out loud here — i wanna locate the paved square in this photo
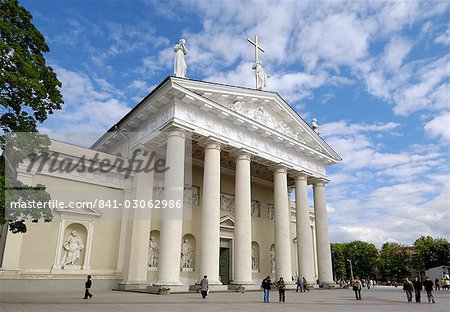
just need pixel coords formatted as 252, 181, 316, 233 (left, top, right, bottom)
1, 287, 449, 312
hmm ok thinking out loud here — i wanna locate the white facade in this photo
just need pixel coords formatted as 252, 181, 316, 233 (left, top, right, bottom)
0, 77, 341, 292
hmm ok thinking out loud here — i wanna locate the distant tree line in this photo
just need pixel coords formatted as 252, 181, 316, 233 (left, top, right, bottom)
331, 236, 450, 282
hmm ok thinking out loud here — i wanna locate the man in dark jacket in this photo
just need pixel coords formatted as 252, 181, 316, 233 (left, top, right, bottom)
84, 275, 93, 299
423, 276, 436, 303
261, 276, 272, 303
412, 277, 422, 303
403, 277, 413, 303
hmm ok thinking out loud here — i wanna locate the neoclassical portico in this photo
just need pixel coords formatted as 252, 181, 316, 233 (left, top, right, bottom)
90, 76, 342, 291
0, 76, 340, 293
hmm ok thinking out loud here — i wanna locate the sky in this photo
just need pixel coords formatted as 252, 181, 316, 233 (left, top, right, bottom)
20, 0, 449, 247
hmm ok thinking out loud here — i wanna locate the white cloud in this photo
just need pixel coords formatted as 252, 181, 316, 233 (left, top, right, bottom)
435, 25, 450, 45
424, 111, 450, 142
39, 66, 131, 145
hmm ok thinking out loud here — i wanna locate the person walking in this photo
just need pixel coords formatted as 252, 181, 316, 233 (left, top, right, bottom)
276, 277, 286, 303
352, 276, 362, 300
296, 276, 302, 292
83, 275, 93, 299
302, 277, 309, 292
435, 278, 440, 290
423, 276, 436, 303
261, 276, 272, 303
412, 277, 422, 303
403, 277, 414, 303
200, 275, 209, 299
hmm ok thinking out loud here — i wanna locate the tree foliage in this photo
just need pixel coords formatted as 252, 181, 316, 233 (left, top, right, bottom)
331, 243, 347, 280
0, 0, 63, 233
378, 242, 411, 282
331, 237, 450, 283
412, 236, 450, 275
345, 240, 378, 279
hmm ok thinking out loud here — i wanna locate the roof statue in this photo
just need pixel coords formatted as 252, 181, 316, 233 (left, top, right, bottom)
248, 35, 270, 90
174, 39, 188, 78
311, 118, 319, 134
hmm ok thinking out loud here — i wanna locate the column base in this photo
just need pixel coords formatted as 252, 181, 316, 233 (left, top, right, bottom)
117, 281, 149, 290
147, 284, 189, 294
189, 284, 228, 292
322, 281, 336, 289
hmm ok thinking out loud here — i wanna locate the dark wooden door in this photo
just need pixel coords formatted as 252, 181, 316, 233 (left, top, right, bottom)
219, 247, 230, 284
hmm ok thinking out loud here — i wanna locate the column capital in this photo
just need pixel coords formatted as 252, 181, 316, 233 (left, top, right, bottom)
160, 122, 193, 138
270, 163, 288, 174
231, 148, 252, 161
312, 178, 330, 187
291, 171, 311, 181
199, 136, 226, 151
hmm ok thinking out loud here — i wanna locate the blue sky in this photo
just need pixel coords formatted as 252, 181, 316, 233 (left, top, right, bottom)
21, 0, 449, 247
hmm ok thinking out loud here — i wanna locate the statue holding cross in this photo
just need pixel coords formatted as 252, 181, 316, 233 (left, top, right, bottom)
248, 35, 270, 90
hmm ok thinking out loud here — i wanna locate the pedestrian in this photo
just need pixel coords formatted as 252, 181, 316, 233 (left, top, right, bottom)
296, 276, 302, 292
83, 275, 93, 299
200, 275, 209, 299
435, 278, 440, 290
423, 276, 436, 303
302, 277, 309, 292
403, 277, 414, 303
261, 276, 272, 303
352, 276, 362, 300
276, 277, 286, 303
412, 277, 422, 303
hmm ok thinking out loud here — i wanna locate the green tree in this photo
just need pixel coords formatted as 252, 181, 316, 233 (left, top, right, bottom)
378, 242, 411, 283
413, 236, 450, 276
331, 243, 347, 280
1, 0, 63, 233
345, 240, 378, 279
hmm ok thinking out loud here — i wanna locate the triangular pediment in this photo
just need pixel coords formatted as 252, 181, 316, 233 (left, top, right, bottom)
172, 78, 341, 162
54, 199, 102, 217
220, 215, 235, 229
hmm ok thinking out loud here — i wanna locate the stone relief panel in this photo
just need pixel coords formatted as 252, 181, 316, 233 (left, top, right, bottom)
270, 244, 275, 273
184, 185, 199, 205
153, 179, 200, 205
148, 230, 160, 268
176, 104, 327, 176
181, 234, 196, 271
268, 204, 275, 220
252, 241, 260, 273
251, 200, 260, 217
220, 193, 235, 213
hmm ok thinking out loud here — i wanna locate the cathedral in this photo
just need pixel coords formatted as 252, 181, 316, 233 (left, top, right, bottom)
0, 38, 341, 293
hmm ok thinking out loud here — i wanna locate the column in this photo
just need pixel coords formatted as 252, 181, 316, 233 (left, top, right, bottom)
0, 231, 23, 270
155, 127, 186, 286
199, 140, 221, 285
313, 180, 335, 287
1, 172, 33, 271
120, 147, 154, 289
294, 173, 315, 285
273, 166, 292, 282
232, 151, 253, 285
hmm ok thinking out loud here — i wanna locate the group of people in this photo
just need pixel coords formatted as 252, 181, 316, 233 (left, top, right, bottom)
403, 276, 436, 304
81, 273, 439, 304
261, 276, 287, 303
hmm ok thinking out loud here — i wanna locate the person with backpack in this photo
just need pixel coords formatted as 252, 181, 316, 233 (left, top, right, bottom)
403, 277, 414, 303
352, 276, 362, 300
